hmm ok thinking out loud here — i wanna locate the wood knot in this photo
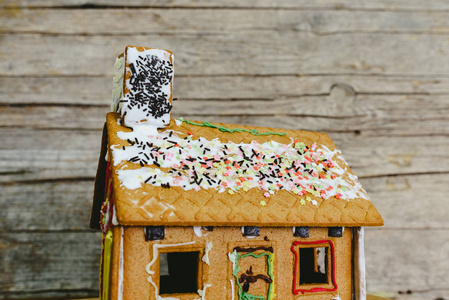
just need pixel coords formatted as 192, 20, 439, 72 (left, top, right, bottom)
329, 83, 356, 102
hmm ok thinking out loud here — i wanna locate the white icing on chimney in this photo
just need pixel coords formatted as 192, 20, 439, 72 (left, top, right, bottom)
115, 47, 174, 128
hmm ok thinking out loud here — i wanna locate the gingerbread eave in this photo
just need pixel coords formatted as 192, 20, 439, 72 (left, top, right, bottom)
98, 112, 383, 228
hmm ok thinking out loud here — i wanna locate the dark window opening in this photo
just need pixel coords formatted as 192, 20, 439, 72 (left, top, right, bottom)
328, 227, 343, 237
292, 240, 336, 295
159, 251, 199, 294
145, 226, 165, 241
294, 226, 310, 238
299, 247, 328, 284
243, 226, 260, 237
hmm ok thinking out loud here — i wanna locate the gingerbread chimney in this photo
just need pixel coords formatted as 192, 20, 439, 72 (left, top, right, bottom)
111, 46, 174, 128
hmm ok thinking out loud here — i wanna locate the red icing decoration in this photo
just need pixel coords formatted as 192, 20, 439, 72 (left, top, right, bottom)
291, 240, 337, 295
100, 161, 115, 233
104, 161, 111, 194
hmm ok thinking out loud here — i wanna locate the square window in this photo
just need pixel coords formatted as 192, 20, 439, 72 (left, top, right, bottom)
291, 240, 337, 295
299, 247, 328, 284
159, 251, 200, 294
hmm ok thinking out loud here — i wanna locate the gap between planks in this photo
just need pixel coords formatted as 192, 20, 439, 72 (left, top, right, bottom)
4, 1, 449, 13
4, 73, 449, 78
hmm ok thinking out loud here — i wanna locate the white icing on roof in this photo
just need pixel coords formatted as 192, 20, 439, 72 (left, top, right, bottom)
111, 126, 370, 201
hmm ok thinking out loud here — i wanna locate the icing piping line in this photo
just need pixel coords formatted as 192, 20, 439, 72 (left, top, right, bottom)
229, 250, 276, 300
99, 233, 106, 298
145, 241, 196, 299
193, 226, 211, 237
291, 240, 337, 295
198, 283, 212, 300
117, 227, 124, 300
101, 230, 113, 300
354, 227, 366, 300
230, 279, 235, 300
177, 117, 286, 136
202, 241, 213, 265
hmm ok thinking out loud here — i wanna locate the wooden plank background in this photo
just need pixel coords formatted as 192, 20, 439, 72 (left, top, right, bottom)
1, 1, 448, 299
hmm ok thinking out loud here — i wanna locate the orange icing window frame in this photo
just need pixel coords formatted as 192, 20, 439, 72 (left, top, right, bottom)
291, 240, 337, 295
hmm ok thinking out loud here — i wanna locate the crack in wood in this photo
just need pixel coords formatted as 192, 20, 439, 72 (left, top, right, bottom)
0, 177, 95, 185
0, 288, 99, 296
4, 3, 449, 13
3, 73, 449, 79
6, 29, 449, 37
359, 171, 449, 179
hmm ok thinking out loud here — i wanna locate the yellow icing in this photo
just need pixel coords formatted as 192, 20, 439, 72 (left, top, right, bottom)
268, 252, 276, 300
101, 230, 113, 300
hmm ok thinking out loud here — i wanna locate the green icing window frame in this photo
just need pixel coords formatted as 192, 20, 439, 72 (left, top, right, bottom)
229, 249, 275, 300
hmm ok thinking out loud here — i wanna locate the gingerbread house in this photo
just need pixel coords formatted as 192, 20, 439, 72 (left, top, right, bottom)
90, 46, 383, 300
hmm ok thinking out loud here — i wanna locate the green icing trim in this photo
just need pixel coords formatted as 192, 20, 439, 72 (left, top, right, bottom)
178, 117, 286, 137
230, 251, 275, 300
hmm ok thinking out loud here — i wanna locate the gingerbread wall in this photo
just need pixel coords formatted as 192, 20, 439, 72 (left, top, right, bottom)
111, 226, 353, 300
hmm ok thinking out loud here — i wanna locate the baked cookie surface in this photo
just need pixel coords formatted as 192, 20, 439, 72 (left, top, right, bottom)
104, 112, 383, 227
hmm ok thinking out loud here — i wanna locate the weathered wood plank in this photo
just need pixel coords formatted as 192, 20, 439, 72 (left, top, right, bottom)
175, 96, 449, 137
3, 0, 449, 10
2, 33, 449, 76
1, 174, 446, 231
1, 181, 94, 231
361, 175, 448, 229
1, 94, 448, 137
365, 229, 449, 297
0, 232, 101, 299
0, 128, 101, 183
2, 76, 449, 106
0, 77, 112, 105
1, 128, 448, 182
3, 9, 449, 35
0, 105, 106, 130
394, 290, 449, 300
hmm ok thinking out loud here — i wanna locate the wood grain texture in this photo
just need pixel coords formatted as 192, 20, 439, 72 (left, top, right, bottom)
1, 181, 94, 231
4, 0, 449, 10
362, 175, 449, 229
0, 128, 101, 183
0, 2, 448, 299
365, 229, 449, 298
3, 76, 449, 106
0, 232, 101, 299
2, 94, 448, 137
4, 9, 449, 35
2, 33, 449, 76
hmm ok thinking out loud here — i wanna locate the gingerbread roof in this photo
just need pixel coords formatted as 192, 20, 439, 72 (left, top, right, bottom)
91, 112, 383, 228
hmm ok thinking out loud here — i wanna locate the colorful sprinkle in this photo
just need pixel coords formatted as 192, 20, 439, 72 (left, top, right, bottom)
113, 127, 370, 202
